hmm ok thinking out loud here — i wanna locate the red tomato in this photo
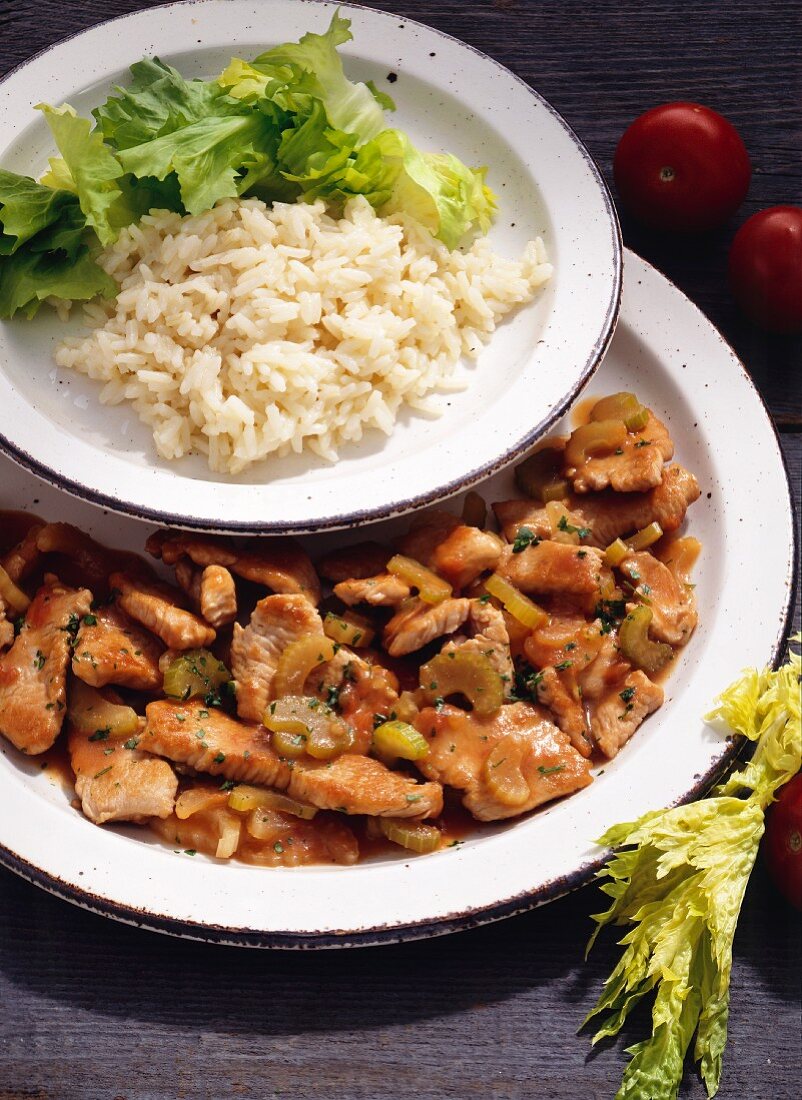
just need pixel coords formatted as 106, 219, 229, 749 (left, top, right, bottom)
613, 103, 751, 232
728, 206, 802, 333
764, 772, 802, 910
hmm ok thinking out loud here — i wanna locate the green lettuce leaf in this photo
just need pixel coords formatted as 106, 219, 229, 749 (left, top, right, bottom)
375, 130, 496, 249
36, 103, 126, 246
0, 169, 79, 255
0, 245, 116, 319
117, 112, 278, 215
93, 57, 246, 152
222, 12, 391, 141
584, 636, 802, 1100
39, 155, 79, 194
0, 167, 113, 318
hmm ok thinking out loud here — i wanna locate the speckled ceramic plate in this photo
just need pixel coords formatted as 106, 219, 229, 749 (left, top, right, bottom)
0, 0, 621, 534
0, 251, 795, 947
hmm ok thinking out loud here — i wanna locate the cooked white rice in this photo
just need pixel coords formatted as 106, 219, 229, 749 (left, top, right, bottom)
54, 196, 551, 474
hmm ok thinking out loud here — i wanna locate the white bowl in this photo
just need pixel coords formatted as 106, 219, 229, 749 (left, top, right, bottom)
0, 0, 621, 533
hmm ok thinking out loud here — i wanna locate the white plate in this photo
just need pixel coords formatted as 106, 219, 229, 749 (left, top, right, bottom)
0, 251, 795, 947
0, 0, 620, 534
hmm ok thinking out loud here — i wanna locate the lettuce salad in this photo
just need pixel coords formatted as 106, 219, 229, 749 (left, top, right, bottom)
0, 13, 495, 319
585, 635, 801, 1099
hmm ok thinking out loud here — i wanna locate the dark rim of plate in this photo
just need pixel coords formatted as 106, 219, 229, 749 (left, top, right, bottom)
0, 0, 623, 535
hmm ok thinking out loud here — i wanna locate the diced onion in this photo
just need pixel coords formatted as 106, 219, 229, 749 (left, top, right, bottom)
215, 813, 241, 859
659, 536, 702, 584
68, 680, 140, 738
245, 809, 283, 841
394, 690, 422, 724
565, 419, 628, 467
229, 785, 318, 819
175, 787, 228, 820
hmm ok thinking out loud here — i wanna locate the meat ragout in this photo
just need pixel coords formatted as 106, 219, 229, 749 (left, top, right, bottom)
0, 392, 701, 866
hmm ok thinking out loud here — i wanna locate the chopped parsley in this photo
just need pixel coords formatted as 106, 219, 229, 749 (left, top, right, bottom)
93, 766, 112, 778
273, 841, 284, 855
123, 737, 139, 750
634, 439, 652, 448
512, 526, 541, 553
219, 779, 236, 792
33, 650, 46, 670
88, 728, 110, 742
554, 660, 573, 672
538, 764, 565, 777
82, 613, 98, 626
213, 752, 226, 764
63, 614, 81, 642
619, 686, 636, 703
512, 664, 544, 702
595, 598, 627, 634
557, 515, 591, 540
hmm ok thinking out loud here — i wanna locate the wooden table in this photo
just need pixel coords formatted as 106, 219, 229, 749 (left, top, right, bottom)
1, 2, 799, 1097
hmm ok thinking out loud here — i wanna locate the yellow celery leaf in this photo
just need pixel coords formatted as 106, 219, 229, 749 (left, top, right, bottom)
583, 636, 801, 1100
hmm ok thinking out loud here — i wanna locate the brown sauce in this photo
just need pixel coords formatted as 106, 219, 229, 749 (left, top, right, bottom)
571, 395, 597, 428
37, 739, 76, 798
357, 794, 481, 859
0, 510, 44, 555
